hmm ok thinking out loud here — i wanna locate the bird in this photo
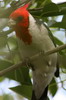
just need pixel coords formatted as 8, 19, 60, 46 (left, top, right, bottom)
8, 3, 59, 100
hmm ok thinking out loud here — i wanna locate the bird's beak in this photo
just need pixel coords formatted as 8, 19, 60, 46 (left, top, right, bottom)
8, 19, 16, 27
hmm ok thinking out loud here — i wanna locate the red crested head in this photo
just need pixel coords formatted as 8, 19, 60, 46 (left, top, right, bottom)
9, 3, 32, 45
9, 3, 29, 27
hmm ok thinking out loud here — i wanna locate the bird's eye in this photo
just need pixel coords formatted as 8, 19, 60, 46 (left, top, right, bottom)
16, 16, 23, 22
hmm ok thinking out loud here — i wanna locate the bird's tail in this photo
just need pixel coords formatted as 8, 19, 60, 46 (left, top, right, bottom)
31, 86, 48, 100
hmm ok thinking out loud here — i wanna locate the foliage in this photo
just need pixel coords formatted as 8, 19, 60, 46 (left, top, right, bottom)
0, 0, 66, 100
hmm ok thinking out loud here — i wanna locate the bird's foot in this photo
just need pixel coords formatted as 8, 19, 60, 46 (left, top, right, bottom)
23, 57, 35, 71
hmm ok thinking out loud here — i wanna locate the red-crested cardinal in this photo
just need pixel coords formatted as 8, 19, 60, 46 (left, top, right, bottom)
8, 3, 59, 100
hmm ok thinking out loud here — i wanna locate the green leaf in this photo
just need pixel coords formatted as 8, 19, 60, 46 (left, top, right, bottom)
0, 51, 8, 56
0, 96, 3, 100
54, 37, 63, 45
3, 94, 14, 100
50, 15, 66, 29
7, 37, 18, 50
15, 67, 32, 85
49, 78, 58, 96
36, 0, 47, 7
0, 59, 13, 70
0, 59, 31, 85
43, 3, 59, 15
10, 85, 32, 99
0, 77, 4, 82
51, 22, 66, 29
4, 0, 12, 6
58, 54, 66, 69
0, 59, 16, 80
0, 36, 7, 48
54, 37, 65, 55
62, 15, 66, 22
43, 0, 51, 5
58, 2, 66, 9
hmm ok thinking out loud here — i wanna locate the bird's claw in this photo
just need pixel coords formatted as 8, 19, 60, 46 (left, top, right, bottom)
23, 57, 35, 71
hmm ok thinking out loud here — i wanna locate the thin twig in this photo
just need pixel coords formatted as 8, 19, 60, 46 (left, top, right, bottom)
30, 44, 66, 61
0, 44, 66, 77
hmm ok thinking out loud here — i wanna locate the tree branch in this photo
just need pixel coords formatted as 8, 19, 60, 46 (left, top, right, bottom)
45, 44, 66, 55
0, 61, 26, 77
0, 44, 66, 77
